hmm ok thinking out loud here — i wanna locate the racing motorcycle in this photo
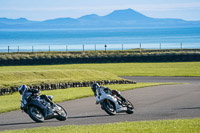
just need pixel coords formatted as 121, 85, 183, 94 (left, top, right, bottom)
92, 84, 134, 115
22, 90, 67, 123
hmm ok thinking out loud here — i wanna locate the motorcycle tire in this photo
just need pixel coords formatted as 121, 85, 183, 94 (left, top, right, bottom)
102, 99, 116, 115
126, 100, 134, 114
28, 106, 44, 123
55, 104, 67, 121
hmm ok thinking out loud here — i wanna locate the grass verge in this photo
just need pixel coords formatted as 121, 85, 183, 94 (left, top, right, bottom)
0, 62, 199, 77
0, 69, 121, 89
1, 118, 200, 133
0, 62, 198, 89
0, 83, 173, 114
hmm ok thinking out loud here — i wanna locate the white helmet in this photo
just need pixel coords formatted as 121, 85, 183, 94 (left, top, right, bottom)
18, 85, 27, 95
91, 83, 100, 93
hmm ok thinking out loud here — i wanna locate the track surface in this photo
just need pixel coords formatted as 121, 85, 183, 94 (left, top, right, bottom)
0, 77, 200, 131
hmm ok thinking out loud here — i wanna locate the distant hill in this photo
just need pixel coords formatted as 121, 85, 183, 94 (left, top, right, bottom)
0, 8, 200, 29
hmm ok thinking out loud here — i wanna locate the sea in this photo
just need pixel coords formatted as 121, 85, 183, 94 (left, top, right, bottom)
0, 27, 200, 52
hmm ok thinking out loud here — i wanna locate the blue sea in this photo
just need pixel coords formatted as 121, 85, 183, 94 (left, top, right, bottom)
0, 27, 200, 52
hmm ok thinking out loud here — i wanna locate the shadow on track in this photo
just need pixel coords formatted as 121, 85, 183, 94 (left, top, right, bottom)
68, 114, 108, 119
68, 113, 128, 119
0, 120, 59, 127
0, 122, 36, 127
178, 107, 200, 110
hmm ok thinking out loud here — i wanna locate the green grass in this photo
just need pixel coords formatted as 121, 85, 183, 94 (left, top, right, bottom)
1, 118, 200, 133
0, 62, 199, 76
0, 83, 171, 114
0, 69, 121, 88
0, 62, 198, 89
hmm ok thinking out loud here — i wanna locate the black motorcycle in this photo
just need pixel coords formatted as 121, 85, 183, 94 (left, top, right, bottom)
22, 91, 67, 123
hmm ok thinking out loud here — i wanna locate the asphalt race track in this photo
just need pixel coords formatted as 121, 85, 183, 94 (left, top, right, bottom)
0, 77, 200, 131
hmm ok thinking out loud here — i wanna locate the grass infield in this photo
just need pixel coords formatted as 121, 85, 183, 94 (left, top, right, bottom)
0, 62, 199, 89
0, 62, 199, 77
0, 69, 121, 89
1, 118, 200, 133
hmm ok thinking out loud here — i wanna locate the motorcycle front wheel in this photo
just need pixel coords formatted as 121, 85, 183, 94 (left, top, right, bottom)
102, 99, 116, 115
126, 100, 134, 114
28, 106, 44, 123
55, 104, 67, 121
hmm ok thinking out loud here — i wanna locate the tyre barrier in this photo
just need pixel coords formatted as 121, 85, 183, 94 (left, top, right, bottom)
0, 80, 137, 96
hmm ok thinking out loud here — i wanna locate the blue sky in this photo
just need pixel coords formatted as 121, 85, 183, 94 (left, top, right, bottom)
0, 0, 200, 21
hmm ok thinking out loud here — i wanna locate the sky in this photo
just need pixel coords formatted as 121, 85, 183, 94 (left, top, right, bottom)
0, 0, 200, 21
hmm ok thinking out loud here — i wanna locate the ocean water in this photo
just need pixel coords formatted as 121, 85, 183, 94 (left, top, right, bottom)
0, 27, 200, 52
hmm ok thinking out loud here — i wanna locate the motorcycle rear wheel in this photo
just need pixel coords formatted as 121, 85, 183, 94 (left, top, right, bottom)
28, 106, 44, 123
102, 99, 116, 115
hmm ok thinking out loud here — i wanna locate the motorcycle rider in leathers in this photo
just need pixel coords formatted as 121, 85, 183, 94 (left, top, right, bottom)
18, 85, 55, 117
91, 83, 126, 104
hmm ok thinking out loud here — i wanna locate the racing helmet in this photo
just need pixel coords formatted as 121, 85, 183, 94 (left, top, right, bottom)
18, 85, 27, 95
91, 83, 100, 93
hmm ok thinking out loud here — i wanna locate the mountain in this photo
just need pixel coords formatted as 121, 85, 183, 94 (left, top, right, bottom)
78, 14, 101, 20
0, 17, 34, 24
0, 9, 200, 29
43, 18, 77, 23
103, 8, 151, 21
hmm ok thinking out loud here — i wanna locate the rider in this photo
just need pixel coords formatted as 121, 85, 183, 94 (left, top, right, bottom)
18, 85, 54, 111
91, 83, 126, 104
91, 83, 100, 96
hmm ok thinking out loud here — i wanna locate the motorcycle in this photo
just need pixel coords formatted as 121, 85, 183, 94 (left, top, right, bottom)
22, 91, 67, 123
95, 86, 134, 115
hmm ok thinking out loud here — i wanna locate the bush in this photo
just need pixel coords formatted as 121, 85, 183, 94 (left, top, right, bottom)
0, 49, 200, 66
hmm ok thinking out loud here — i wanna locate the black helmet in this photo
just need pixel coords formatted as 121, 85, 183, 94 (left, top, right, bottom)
91, 83, 100, 93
